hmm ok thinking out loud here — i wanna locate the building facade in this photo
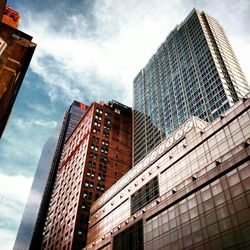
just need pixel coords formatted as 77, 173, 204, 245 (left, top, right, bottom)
42, 101, 132, 250
85, 94, 250, 250
2, 6, 21, 28
0, 0, 7, 20
133, 9, 249, 164
13, 101, 87, 250
13, 122, 63, 250
0, 22, 36, 138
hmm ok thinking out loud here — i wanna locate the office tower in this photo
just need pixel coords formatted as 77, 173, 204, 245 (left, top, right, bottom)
133, 8, 249, 164
85, 94, 250, 250
65, 101, 88, 140
2, 6, 21, 28
42, 100, 132, 250
0, 22, 36, 138
13, 101, 87, 250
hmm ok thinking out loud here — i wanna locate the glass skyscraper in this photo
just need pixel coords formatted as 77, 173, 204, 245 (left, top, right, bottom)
13, 101, 87, 250
13, 123, 63, 250
133, 8, 249, 164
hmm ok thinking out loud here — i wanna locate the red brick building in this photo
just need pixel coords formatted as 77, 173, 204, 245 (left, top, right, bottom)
42, 100, 132, 250
0, 22, 36, 137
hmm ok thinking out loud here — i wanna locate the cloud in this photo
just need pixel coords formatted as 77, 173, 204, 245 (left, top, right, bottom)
15, 0, 250, 107
0, 228, 16, 250
14, 118, 57, 129
0, 174, 33, 203
0, 114, 58, 177
16, 0, 191, 105
0, 174, 33, 250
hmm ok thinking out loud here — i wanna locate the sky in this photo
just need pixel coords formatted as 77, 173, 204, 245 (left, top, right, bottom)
0, 0, 249, 249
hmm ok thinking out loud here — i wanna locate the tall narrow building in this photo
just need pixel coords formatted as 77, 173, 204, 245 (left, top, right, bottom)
42, 100, 132, 250
133, 8, 249, 164
13, 101, 87, 250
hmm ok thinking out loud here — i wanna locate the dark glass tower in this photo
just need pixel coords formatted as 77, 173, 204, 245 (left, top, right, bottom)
13, 123, 63, 250
133, 9, 249, 164
13, 101, 87, 250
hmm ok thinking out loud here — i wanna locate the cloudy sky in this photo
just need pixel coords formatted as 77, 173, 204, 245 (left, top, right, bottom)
0, 0, 249, 249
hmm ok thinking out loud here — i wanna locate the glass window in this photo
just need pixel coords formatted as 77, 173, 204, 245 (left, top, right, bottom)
113, 220, 143, 250
131, 177, 159, 214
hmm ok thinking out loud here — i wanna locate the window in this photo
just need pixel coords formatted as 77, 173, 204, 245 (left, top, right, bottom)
97, 184, 105, 192
99, 164, 107, 172
86, 171, 95, 178
102, 140, 109, 146
103, 131, 110, 138
101, 147, 108, 155
113, 220, 143, 250
100, 156, 108, 163
88, 161, 96, 169
81, 203, 91, 211
80, 214, 89, 224
83, 191, 92, 200
115, 108, 121, 114
85, 180, 94, 188
131, 177, 159, 214
98, 173, 106, 181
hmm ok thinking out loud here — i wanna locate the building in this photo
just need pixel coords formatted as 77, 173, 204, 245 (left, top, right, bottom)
13, 122, 63, 250
2, 6, 21, 28
65, 101, 88, 140
0, 0, 7, 20
0, 22, 36, 138
85, 93, 250, 250
133, 8, 249, 164
13, 101, 87, 250
42, 100, 132, 250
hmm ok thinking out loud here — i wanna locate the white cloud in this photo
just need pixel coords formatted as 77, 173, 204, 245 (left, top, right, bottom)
17, 0, 192, 105
0, 174, 33, 250
17, 0, 250, 106
0, 115, 57, 177
0, 228, 16, 250
0, 174, 32, 207
14, 118, 57, 129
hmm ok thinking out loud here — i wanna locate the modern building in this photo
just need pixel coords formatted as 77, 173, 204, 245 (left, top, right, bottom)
85, 93, 250, 250
42, 100, 132, 250
13, 101, 87, 250
0, 22, 36, 138
65, 101, 88, 140
133, 8, 249, 164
